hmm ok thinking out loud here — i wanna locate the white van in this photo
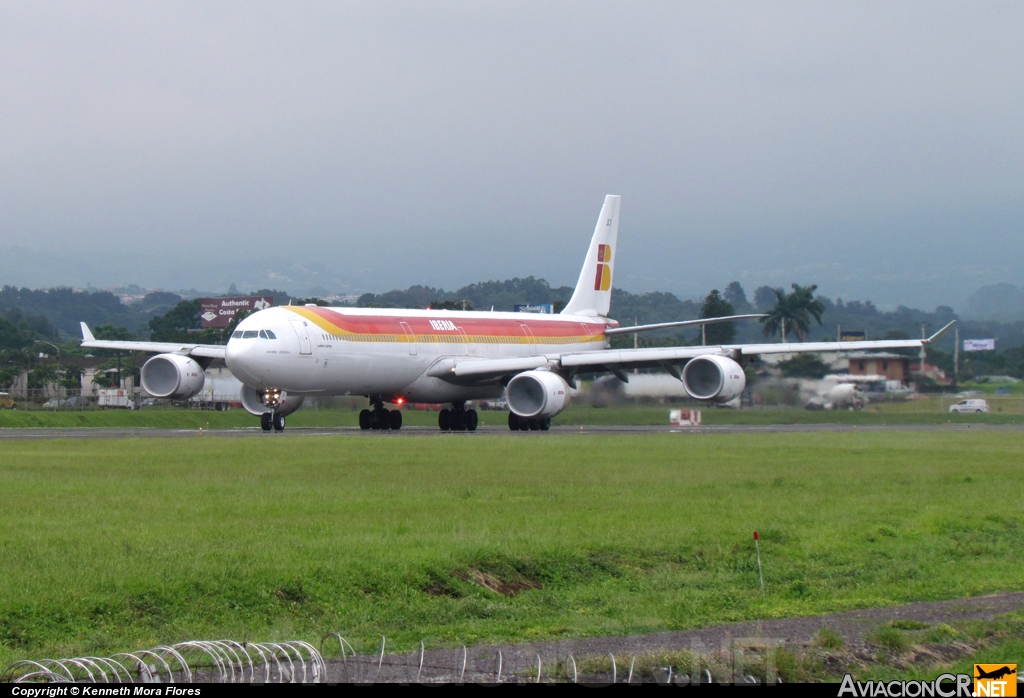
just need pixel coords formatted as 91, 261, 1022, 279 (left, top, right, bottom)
949, 399, 990, 413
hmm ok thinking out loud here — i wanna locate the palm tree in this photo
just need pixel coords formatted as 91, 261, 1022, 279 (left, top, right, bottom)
760, 284, 825, 342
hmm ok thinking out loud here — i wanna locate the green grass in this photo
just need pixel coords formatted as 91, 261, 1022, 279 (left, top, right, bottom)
851, 610, 1024, 682
553, 405, 1024, 426
0, 432, 1022, 667
0, 406, 474, 429
3, 403, 1021, 429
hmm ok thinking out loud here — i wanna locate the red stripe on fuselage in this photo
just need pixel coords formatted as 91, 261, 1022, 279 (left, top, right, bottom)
288, 306, 606, 340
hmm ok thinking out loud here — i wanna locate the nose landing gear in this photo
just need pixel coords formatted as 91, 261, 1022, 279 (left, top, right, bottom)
258, 387, 287, 432
260, 412, 286, 432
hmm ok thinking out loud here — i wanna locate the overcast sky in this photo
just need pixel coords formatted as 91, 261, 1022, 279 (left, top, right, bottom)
1, 2, 1022, 309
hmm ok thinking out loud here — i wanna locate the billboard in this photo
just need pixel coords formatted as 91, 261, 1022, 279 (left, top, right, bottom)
963, 339, 996, 352
840, 331, 866, 341
514, 304, 554, 314
200, 296, 274, 328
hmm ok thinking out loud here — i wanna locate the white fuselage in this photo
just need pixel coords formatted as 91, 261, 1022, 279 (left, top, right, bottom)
225, 306, 611, 403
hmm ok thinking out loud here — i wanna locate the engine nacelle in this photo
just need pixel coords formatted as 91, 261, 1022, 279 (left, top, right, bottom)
240, 385, 304, 417
505, 370, 571, 419
140, 354, 206, 400
682, 355, 746, 403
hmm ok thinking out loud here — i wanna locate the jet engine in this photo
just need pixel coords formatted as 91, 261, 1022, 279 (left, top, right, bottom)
240, 385, 304, 417
140, 354, 206, 400
505, 370, 571, 419
682, 355, 746, 403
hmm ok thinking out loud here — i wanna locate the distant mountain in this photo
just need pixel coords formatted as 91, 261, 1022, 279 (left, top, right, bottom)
964, 283, 1024, 321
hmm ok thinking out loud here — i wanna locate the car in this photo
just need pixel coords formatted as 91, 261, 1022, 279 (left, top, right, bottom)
949, 399, 989, 413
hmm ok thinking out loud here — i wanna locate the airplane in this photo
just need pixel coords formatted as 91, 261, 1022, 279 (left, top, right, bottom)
975, 666, 1016, 681
80, 195, 955, 432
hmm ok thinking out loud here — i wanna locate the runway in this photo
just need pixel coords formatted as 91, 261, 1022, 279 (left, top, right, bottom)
0, 423, 1020, 440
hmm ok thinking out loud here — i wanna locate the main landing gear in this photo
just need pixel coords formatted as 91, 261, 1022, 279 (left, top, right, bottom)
508, 412, 550, 431
359, 402, 403, 431
439, 403, 478, 432
260, 412, 286, 432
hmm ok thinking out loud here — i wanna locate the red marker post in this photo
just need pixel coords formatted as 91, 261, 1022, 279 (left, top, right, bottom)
754, 531, 765, 599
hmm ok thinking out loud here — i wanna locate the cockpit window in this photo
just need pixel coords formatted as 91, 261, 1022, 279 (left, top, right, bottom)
242, 330, 259, 339
264, 330, 276, 339
231, 331, 242, 339
258, 330, 269, 339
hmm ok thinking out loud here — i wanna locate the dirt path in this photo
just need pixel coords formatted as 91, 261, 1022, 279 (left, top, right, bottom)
322, 592, 1024, 682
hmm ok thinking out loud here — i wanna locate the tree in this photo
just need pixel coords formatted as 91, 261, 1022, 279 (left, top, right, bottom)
760, 284, 825, 342
0, 309, 58, 351
94, 324, 135, 340
0, 365, 21, 389
59, 365, 84, 391
699, 290, 736, 345
723, 282, 753, 314
753, 286, 781, 313
777, 354, 829, 378
91, 359, 140, 389
148, 300, 221, 343
429, 300, 474, 311
27, 364, 58, 390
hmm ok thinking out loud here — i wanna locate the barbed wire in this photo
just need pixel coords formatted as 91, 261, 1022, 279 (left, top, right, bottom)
5, 632, 784, 684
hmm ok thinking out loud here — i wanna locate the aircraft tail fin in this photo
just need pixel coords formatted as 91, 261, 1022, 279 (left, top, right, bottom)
561, 195, 621, 317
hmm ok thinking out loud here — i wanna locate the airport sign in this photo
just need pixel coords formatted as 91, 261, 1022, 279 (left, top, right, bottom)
514, 303, 554, 314
963, 339, 996, 352
200, 296, 274, 328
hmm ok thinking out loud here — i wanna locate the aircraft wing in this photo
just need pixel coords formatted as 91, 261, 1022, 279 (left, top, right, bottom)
79, 322, 227, 359
604, 314, 766, 336
438, 321, 955, 383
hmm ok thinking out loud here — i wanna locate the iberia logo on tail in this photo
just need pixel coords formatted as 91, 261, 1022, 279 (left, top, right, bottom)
593, 244, 612, 291
975, 664, 1017, 697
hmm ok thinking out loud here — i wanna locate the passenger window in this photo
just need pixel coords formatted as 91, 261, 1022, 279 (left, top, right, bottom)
265, 330, 276, 339
242, 330, 259, 339
231, 331, 242, 339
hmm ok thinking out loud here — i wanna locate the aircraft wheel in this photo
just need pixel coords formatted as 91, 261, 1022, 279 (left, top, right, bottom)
438, 408, 451, 431
261, 412, 273, 431
528, 419, 540, 431
359, 409, 372, 430
508, 412, 520, 431
375, 408, 390, 430
466, 409, 478, 432
452, 409, 467, 431
390, 410, 403, 430
539, 418, 550, 431
273, 413, 285, 431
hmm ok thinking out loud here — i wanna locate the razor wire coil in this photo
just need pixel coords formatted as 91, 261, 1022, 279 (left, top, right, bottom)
2, 639, 325, 684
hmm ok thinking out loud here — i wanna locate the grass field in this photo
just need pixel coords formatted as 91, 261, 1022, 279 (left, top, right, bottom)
0, 431, 1021, 668
1, 402, 1022, 429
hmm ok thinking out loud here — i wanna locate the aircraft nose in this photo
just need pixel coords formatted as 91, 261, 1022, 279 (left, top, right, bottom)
225, 339, 258, 383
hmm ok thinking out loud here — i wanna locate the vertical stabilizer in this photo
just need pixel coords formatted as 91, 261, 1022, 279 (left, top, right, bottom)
561, 195, 621, 317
